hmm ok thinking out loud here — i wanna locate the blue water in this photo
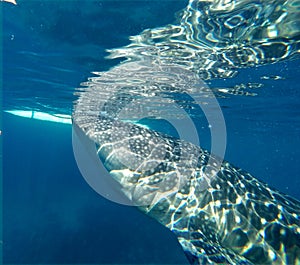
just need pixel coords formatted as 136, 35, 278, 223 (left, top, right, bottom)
2, 0, 300, 264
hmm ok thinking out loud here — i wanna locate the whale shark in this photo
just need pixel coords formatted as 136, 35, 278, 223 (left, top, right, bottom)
73, 115, 300, 265
72, 0, 300, 262
73, 61, 300, 265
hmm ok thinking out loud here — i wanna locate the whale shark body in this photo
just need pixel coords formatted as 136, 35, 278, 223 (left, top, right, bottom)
73, 113, 300, 265
73, 60, 300, 264
72, 0, 300, 261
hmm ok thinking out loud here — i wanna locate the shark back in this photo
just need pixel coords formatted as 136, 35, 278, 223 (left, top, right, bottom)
73, 110, 300, 264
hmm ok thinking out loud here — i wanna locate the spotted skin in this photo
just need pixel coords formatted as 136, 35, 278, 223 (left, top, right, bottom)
73, 111, 300, 265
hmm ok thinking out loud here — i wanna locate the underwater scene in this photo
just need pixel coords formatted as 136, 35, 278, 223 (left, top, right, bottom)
2, 0, 300, 264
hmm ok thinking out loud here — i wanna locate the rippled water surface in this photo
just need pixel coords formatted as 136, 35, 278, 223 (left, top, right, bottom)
3, 0, 300, 264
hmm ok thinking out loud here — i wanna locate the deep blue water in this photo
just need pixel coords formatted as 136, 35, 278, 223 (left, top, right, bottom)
2, 0, 300, 264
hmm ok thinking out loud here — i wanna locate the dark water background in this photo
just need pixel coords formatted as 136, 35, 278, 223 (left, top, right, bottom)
2, 0, 300, 264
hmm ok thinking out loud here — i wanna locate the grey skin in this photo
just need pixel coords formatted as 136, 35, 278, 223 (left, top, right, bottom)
73, 113, 300, 265
73, 62, 300, 265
